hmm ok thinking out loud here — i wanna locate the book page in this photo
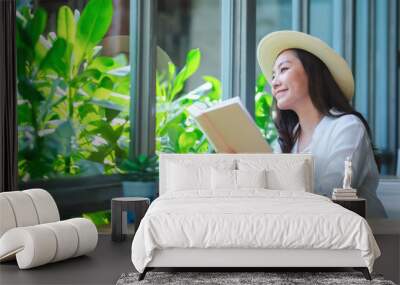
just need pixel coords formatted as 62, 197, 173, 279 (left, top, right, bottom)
195, 115, 234, 153
188, 98, 272, 153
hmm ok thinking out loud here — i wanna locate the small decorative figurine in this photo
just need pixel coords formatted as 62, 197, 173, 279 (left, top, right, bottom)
332, 157, 357, 199
342, 156, 353, 189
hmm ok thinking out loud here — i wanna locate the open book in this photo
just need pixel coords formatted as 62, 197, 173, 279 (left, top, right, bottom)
187, 97, 272, 153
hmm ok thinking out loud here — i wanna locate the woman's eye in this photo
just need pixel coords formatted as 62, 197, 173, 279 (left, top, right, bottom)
280, 67, 288, 72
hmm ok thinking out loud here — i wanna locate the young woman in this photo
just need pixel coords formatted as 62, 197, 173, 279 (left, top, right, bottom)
257, 30, 386, 218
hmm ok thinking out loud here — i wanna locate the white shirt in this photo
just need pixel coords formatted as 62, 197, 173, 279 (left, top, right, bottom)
274, 114, 387, 218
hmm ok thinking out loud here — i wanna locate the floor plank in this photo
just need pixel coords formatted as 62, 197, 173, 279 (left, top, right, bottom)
0, 234, 133, 285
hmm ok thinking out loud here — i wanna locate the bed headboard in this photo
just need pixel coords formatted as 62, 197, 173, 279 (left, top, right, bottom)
159, 153, 314, 195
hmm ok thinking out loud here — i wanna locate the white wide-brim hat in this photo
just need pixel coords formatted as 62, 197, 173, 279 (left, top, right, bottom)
257, 30, 354, 100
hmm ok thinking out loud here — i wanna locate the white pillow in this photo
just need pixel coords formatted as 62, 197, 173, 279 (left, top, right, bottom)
238, 159, 309, 192
211, 168, 236, 190
211, 169, 267, 190
236, 169, 267, 188
266, 166, 307, 191
167, 162, 210, 191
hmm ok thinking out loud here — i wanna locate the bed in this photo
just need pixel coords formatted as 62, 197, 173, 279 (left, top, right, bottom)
131, 154, 380, 280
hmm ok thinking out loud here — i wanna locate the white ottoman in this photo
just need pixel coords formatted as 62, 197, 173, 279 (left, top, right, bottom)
0, 189, 98, 269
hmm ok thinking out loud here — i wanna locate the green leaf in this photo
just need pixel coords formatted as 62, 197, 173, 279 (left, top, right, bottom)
158, 112, 186, 136
45, 120, 75, 157
26, 8, 47, 47
178, 131, 199, 153
75, 0, 113, 66
88, 120, 122, 144
86, 145, 111, 163
88, 56, 115, 71
99, 76, 114, 89
118, 154, 158, 180
170, 48, 201, 100
254, 90, 277, 144
168, 62, 176, 82
120, 159, 142, 172
166, 124, 186, 152
17, 102, 32, 124
16, 18, 29, 48
202, 76, 222, 101
82, 210, 110, 227
70, 68, 102, 87
255, 95, 269, 115
57, 6, 76, 45
91, 99, 124, 112
255, 95, 269, 128
34, 36, 50, 65
184, 49, 201, 79
112, 54, 128, 66
57, 6, 76, 78
192, 135, 210, 153
78, 103, 100, 122
105, 108, 121, 122
113, 77, 130, 94
39, 38, 68, 77
55, 120, 75, 139
256, 73, 267, 92
18, 80, 45, 103
92, 88, 129, 112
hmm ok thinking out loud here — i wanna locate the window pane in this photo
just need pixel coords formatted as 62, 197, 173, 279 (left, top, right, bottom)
155, 0, 222, 153
255, 0, 292, 144
354, 0, 399, 175
309, 0, 333, 46
16, 0, 132, 181
256, 0, 292, 41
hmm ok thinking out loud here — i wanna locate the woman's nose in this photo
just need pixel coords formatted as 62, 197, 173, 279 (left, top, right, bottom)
271, 76, 280, 92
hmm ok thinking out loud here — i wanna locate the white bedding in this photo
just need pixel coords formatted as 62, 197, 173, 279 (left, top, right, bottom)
131, 190, 380, 273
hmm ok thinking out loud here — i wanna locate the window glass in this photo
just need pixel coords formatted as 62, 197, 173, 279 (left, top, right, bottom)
255, 0, 292, 144
155, 0, 222, 153
16, 0, 131, 181
309, 0, 333, 47
256, 0, 292, 42
354, 0, 399, 175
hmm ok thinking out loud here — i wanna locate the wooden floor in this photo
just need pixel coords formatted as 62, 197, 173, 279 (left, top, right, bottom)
1, 233, 397, 284
0, 234, 133, 285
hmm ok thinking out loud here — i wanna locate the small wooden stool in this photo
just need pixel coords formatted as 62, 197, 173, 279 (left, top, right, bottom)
111, 197, 150, 242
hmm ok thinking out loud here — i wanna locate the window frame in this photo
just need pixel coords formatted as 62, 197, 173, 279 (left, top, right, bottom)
14, 0, 400, 217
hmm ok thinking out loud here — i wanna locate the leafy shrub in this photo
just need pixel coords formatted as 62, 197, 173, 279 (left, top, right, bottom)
154, 49, 278, 153
155, 48, 222, 153
17, 0, 130, 181
255, 74, 278, 144
82, 210, 111, 228
118, 154, 159, 182
16, 1, 277, 182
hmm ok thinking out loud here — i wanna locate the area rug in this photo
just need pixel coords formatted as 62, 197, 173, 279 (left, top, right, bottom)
116, 271, 396, 285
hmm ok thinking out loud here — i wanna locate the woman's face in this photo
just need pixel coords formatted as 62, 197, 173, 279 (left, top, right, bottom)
271, 50, 310, 111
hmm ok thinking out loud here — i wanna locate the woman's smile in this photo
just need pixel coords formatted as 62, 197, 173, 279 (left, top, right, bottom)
274, 88, 288, 99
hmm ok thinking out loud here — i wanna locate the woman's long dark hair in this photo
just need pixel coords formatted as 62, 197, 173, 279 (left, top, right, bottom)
274, 48, 372, 153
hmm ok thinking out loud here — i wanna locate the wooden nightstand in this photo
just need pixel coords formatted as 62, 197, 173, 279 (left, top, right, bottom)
332, 198, 366, 218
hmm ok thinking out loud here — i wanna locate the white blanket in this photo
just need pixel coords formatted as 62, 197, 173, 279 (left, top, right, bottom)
131, 190, 380, 273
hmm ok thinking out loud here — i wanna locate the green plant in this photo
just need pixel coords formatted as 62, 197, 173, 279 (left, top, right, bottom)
82, 210, 111, 228
255, 74, 278, 144
118, 154, 159, 182
156, 48, 222, 153
17, 0, 131, 181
